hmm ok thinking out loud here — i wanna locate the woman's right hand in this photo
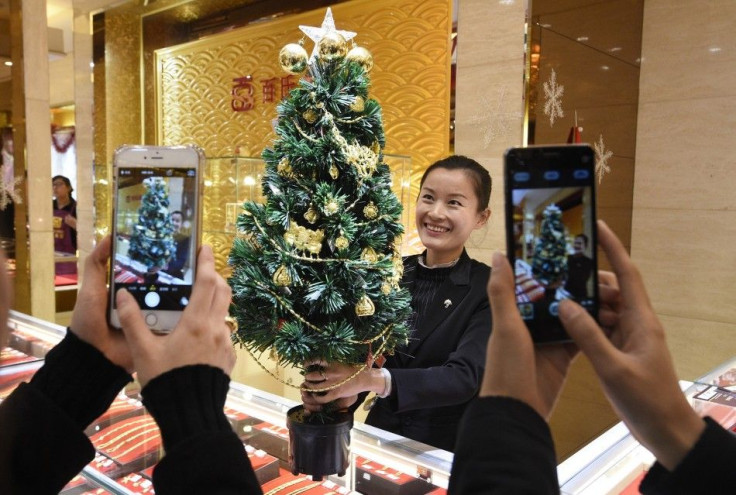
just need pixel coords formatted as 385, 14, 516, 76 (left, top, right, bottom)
300, 360, 382, 412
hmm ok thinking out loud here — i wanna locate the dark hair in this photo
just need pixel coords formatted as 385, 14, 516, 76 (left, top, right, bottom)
52, 175, 74, 199
171, 210, 183, 218
575, 233, 589, 247
419, 155, 492, 211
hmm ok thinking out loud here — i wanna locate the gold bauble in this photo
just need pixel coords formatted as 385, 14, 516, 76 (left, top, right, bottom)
329, 164, 339, 179
355, 294, 376, 317
335, 236, 349, 250
363, 201, 379, 220
371, 141, 381, 155
304, 205, 319, 224
277, 157, 293, 177
361, 246, 378, 263
279, 43, 308, 75
381, 282, 392, 295
346, 46, 374, 73
324, 199, 339, 216
303, 109, 318, 124
274, 265, 292, 287
317, 32, 348, 62
350, 96, 365, 113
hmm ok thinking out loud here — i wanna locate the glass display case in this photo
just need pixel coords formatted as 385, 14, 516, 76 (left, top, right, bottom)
4, 310, 449, 494
558, 359, 736, 494
6, 309, 733, 494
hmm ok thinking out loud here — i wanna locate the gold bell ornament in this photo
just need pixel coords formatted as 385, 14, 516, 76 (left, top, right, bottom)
279, 42, 309, 75
273, 265, 292, 287
350, 96, 365, 113
355, 294, 375, 317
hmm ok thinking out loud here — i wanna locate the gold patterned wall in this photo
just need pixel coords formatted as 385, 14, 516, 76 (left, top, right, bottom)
155, 0, 452, 268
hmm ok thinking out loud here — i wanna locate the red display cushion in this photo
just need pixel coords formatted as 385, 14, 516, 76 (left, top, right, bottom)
247, 421, 290, 462
244, 444, 280, 485
85, 395, 145, 436
354, 456, 435, 495
89, 415, 162, 476
619, 470, 648, 495
260, 472, 358, 494
1, 346, 36, 366
115, 472, 155, 494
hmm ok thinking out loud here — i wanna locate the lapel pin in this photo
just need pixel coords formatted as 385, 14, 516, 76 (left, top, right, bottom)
444, 299, 452, 308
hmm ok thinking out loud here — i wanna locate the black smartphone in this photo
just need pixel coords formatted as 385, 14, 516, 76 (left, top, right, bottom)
504, 145, 598, 343
108, 145, 204, 333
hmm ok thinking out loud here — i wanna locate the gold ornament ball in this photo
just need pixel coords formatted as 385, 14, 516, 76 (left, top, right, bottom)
303, 109, 318, 124
318, 32, 348, 62
335, 236, 349, 250
363, 201, 379, 220
279, 43, 308, 75
350, 96, 365, 113
346, 45, 374, 73
329, 164, 339, 180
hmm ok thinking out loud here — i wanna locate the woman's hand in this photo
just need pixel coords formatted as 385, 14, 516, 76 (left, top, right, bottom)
300, 360, 382, 412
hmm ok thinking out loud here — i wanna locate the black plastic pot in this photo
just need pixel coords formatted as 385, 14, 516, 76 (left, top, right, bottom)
287, 404, 353, 481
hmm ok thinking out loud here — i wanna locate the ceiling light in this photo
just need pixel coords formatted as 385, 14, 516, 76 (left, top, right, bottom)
576, 36, 589, 42
709, 47, 722, 53
609, 47, 622, 53
601, 65, 610, 71
3, 61, 11, 67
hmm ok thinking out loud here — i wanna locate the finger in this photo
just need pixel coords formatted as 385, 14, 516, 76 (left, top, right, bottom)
116, 289, 154, 351
211, 278, 233, 322
598, 283, 620, 307
558, 298, 618, 371
82, 236, 112, 291
597, 221, 650, 309
597, 307, 619, 328
184, 245, 218, 317
488, 252, 525, 333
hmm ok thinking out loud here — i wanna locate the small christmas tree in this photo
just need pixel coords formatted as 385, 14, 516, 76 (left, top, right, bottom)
228, 9, 411, 401
128, 177, 176, 271
531, 204, 567, 288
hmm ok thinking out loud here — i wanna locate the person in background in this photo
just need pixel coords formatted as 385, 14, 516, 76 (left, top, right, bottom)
301, 155, 493, 452
448, 220, 736, 494
165, 210, 191, 280
564, 233, 594, 299
52, 175, 78, 276
0, 238, 261, 494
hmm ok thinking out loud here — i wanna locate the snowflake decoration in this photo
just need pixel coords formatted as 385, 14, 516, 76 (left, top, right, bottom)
594, 134, 613, 184
543, 68, 565, 127
468, 87, 522, 148
0, 163, 23, 211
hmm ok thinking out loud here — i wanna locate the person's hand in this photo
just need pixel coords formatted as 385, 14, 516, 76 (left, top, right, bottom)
64, 214, 77, 230
300, 360, 379, 412
69, 236, 133, 371
116, 245, 236, 388
0, 249, 11, 350
479, 251, 578, 420
558, 220, 705, 470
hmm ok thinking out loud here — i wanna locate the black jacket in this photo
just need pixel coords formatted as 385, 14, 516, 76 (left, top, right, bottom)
366, 250, 492, 451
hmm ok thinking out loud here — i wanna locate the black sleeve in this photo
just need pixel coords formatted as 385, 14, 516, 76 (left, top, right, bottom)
0, 330, 132, 494
142, 365, 262, 495
640, 416, 736, 495
448, 396, 559, 494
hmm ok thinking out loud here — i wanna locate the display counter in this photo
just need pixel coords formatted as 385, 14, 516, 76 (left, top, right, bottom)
4, 310, 735, 494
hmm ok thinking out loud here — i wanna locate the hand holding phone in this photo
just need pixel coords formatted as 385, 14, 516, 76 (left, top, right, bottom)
108, 145, 204, 333
504, 145, 599, 343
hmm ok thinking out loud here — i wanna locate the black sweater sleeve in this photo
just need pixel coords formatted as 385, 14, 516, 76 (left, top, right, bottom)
640, 416, 736, 495
142, 365, 263, 495
449, 396, 559, 494
0, 330, 132, 494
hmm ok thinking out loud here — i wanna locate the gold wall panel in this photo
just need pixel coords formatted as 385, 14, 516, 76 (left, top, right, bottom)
155, 0, 452, 264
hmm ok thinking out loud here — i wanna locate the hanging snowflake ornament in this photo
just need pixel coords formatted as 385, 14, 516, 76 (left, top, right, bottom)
594, 134, 613, 184
0, 163, 23, 211
299, 7, 356, 61
468, 87, 522, 148
543, 68, 565, 127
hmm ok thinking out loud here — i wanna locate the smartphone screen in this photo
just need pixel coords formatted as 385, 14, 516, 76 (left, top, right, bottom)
110, 156, 199, 332
504, 145, 598, 343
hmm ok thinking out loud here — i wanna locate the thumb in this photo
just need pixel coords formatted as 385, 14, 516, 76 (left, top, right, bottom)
116, 289, 153, 352
558, 299, 617, 370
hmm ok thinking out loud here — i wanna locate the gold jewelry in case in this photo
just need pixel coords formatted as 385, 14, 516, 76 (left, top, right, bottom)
94, 417, 157, 450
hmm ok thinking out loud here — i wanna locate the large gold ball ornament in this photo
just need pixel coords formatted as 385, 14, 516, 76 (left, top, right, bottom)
350, 96, 365, 113
346, 45, 374, 72
329, 164, 339, 179
279, 43, 308, 75
355, 294, 376, 317
317, 32, 348, 62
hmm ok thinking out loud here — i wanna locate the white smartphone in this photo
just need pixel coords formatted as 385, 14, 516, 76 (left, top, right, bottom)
108, 144, 204, 333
